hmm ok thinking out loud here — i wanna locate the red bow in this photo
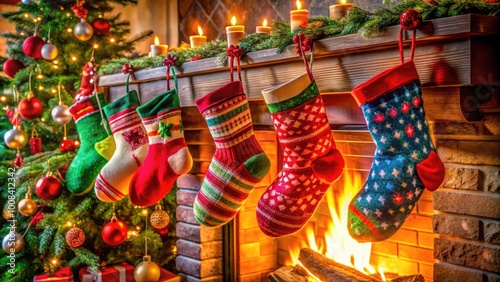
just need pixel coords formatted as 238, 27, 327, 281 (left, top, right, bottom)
163, 54, 178, 91
226, 45, 243, 82
162, 54, 178, 68
71, 0, 88, 19
121, 63, 134, 74
292, 33, 314, 81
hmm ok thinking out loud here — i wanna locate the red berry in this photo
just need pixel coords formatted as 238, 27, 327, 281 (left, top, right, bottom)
292, 34, 300, 43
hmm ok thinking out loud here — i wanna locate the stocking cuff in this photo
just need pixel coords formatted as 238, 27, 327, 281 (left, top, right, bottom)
104, 91, 142, 133
69, 93, 107, 123
351, 61, 419, 106
195, 81, 245, 113
266, 81, 319, 114
103, 90, 140, 118
136, 89, 180, 119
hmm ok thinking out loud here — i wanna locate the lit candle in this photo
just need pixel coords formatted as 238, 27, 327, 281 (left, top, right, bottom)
150, 36, 168, 57
290, 0, 309, 31
190, 26, 207, 48
226, 16, 245, 47
256, 19, 272, 34
329, 0, 355, 20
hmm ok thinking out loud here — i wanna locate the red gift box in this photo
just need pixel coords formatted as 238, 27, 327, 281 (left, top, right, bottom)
79, 262, 134, 282
33, 266, 74, 282
158, 268, 180, 282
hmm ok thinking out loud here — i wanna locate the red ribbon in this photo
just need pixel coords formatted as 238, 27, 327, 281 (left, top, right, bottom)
293, 33, 313, 81
226, 45, 243, 82
163, 54, 178, 90
71, 1, 88, 19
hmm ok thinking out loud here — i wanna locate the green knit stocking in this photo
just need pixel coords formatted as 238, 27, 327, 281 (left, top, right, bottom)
66, 93, 114, 195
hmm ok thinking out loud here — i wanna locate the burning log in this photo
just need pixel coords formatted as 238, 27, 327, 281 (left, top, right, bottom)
298, 248, 380, 282
267, 265, 309, 282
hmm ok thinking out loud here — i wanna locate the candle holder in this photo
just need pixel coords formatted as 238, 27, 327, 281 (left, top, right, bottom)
190, 26, 207, 48
150, 36, 168, 57
330, 1, 355, 20
226, 16, 245, 47
256, 19, 272, 34
290, 0, 309, 31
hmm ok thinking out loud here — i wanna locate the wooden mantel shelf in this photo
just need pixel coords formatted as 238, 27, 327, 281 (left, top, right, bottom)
98, 14, 500, 124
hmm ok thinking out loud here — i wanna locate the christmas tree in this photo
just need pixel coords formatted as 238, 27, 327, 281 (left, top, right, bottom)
0, 1, 177, 281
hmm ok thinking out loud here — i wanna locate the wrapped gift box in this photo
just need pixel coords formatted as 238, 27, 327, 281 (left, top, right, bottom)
159, 268, 180, 282
33, 266, 74, 282
79, 262, 134, 282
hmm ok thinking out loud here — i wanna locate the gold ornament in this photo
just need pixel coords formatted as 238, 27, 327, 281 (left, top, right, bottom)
4, 126, 28, 149
18, 186, 38, 217
2, 232, 25, 254
134, 255, 160, 282
74, 19, 93, 41
41, 43, 58, 60
150, 203, 170, 229
3, 208, 13, 220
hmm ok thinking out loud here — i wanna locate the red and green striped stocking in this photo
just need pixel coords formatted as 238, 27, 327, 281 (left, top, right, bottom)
193, 81, 271, 226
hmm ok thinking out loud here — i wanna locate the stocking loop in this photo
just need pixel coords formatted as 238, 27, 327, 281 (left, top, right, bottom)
398, 28, 416, 64
226, 45, 243, 83
163, 55, 179, 94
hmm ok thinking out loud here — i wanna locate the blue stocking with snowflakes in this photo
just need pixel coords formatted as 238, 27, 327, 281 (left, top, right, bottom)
347, 36, 445, 242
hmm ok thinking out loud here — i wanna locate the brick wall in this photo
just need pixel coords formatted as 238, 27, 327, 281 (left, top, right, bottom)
236, 131, 279, 281
175, 109, 223, 282
431, 89, 500, 282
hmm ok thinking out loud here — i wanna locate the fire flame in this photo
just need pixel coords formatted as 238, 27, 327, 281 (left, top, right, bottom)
340, 0, 347, 4
296, 0, 302, 10
154, 36, 160, 45
287, 170, 386, 280
263, 19, 268, 27
197, 26, 203, 36
231, 16, 237, 26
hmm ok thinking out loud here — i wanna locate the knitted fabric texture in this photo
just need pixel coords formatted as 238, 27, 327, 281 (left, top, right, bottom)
95, 90, 149, 202
193, 81, 271, 227
348, 61, 445, 242
129, 89, 192, 207
256, 81, 344, 237
66, 93, 114, 195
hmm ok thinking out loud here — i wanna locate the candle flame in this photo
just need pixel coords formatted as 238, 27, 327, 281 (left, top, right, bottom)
340, 0, 347, 4
198, 26, 203, 36
154, 36, 160, 45
231, 16, 237, 26
263, 19, 268, 27
296, 0, 302, 10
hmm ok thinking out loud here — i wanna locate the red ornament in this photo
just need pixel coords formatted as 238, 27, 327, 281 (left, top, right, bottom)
66, 227, 85, 247
101, 216, 128, 246
14, 153, 23, 168
59, 139, 75, 153
154, 226, 169, 237
22, 36, 45, 59
400, 9, 422, 30
30, 136, 42, 155
35, 175, 63, 201
92, 18, 111, 35
18, 96, 43, 120
3, 59, 25, 78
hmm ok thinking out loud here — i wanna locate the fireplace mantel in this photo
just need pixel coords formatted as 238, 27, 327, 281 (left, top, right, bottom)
99, 14, 499, 123
97, 14, 500, 282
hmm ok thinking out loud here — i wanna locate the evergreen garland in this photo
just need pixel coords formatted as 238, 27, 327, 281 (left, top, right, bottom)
97, 0, 500, 75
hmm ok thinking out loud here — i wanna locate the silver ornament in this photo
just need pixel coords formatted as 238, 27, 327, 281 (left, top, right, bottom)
41, 43, 58, 60
4, 126, 28, 149
2, 232, 25, 254
51, 104, 72, 124
22, 0, 31, 4
74, 19, 93, 41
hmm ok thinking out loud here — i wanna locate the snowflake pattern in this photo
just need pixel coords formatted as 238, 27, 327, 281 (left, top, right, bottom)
122, 127, 148, 151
